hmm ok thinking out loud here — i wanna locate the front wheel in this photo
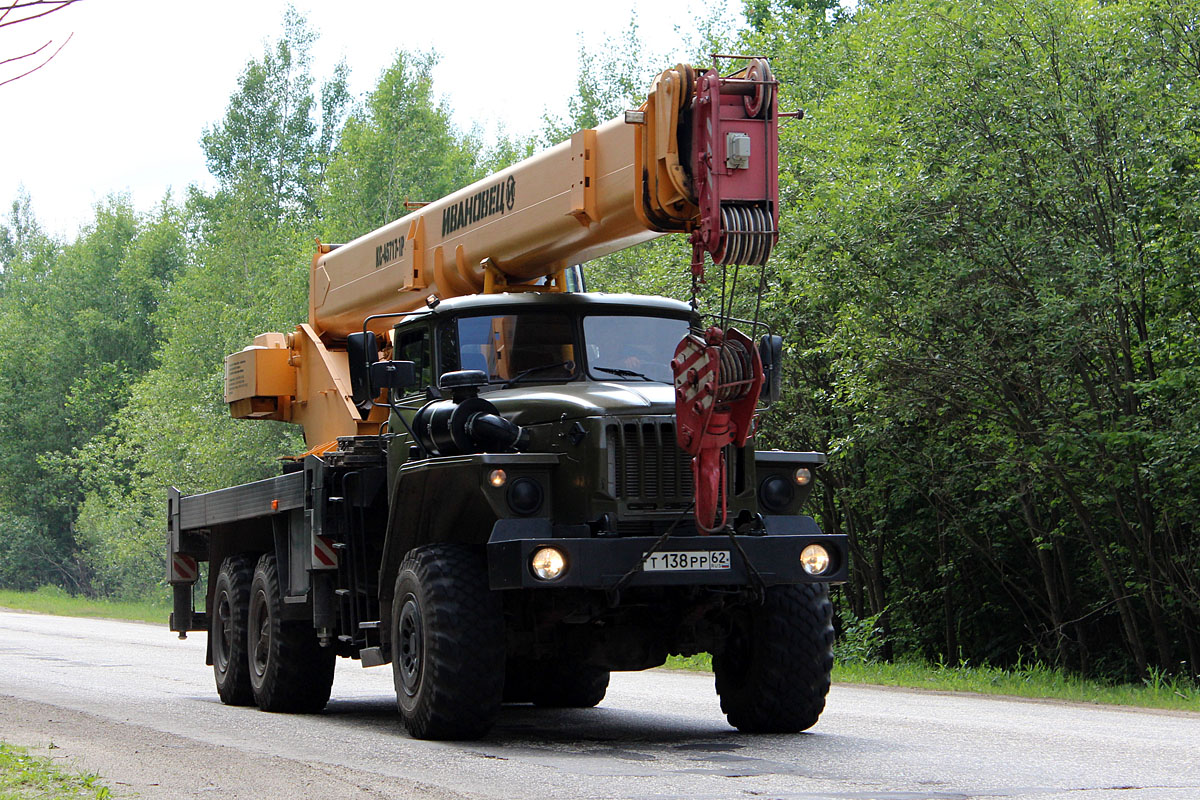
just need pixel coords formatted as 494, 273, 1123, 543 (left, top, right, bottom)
713, 583, 834, 733
247, 554, 336, 713
392, 544, 504, 740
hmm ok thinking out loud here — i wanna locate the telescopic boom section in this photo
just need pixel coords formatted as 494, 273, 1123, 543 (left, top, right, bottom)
309, 116, 652, 340
224, 58, 781, 450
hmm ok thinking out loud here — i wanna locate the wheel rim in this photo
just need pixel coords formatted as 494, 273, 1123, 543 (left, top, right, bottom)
249, 587, 270, 679
215, 590, 233, 672
397, 595, 423, 697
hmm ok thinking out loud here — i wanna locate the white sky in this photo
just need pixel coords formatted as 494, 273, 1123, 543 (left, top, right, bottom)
0, 0, 746, 237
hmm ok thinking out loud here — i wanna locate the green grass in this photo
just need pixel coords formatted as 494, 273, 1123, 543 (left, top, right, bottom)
0, 586, 168, 625
664, 652, 1200, 712
0, 742, 111, 799
835, 657, 1200, 712
663, 653, 713, 672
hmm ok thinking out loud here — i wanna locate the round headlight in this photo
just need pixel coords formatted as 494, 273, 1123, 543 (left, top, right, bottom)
531, 547, 567, 581
507, 477, 544, 516
488, 469, 507, 487
758, 475, 795, 513
794, 467, 812, 486
800, 544, 831, 575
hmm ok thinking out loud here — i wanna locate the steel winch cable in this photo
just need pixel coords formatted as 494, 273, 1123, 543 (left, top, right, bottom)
724, 262, 740, 327
602, 499, 769, 608
716, 337, 756, 402
715, 204, 774, 268
604, 500, 696, 608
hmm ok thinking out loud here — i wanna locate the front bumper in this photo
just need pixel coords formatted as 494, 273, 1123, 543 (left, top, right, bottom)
486, 515, 848, 590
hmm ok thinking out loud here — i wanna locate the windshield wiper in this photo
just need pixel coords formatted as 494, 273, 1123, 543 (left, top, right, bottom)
593, 366, 659, 382
503, 360, 575, 388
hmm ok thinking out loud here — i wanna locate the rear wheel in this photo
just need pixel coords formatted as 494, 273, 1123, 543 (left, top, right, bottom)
247, 554, 336, 713
212, 555, 254, 706
392, 544, 504, 740
713, 583, 834, 733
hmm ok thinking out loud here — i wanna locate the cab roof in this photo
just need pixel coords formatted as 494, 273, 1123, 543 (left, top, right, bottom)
412, 291, 696, 319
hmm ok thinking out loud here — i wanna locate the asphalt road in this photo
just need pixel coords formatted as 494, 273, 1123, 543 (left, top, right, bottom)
0, 609, 1196, 799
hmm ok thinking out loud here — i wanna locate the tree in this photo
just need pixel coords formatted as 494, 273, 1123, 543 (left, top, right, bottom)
743, 0, 846, 34
0, 194, 186, 592
70, 11, 345, 596
0, 0, 82, 88
200, 6, 348, 225
320, 51, 478, 240
748, 0, 1200, 678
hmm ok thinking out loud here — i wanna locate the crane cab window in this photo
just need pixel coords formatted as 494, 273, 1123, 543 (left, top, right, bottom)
394, 327, 432, 396
456, 312, 577, 384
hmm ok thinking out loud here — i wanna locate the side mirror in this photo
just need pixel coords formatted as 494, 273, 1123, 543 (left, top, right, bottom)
347, 331, 379, 412
369, 360, 418, 398
758, 334, 783, 405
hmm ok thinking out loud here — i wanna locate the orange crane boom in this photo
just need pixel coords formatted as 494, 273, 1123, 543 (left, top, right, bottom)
311, 117, 653, 340
224, 58, 780, 451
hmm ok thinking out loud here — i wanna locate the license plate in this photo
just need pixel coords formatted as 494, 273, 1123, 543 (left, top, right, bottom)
642, 550, 731, 572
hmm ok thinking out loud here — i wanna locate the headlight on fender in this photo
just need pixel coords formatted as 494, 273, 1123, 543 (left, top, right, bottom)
530, 547, 567, 581
800, 544, 831, 575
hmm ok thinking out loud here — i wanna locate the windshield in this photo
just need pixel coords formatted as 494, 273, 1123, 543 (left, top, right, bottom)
583, 315, 689, 383
456, 312, 578, 384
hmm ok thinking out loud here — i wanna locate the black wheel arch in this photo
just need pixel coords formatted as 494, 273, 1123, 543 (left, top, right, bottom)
378, 468, 497, 645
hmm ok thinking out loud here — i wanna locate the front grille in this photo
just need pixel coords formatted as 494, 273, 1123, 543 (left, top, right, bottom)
606, 420, 694, 502
610, 518, 699, 537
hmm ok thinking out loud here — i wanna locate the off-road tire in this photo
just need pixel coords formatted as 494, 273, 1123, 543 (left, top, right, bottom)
247, 554, 336, 713
392, 544, 504, 740
504, 658, 609, 708
212, 554, 254, 706
713, 583, 834, 733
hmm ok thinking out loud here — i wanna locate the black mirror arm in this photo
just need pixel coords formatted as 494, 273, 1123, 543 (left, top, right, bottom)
390, 405, 430, 461
366, 359, 430, 459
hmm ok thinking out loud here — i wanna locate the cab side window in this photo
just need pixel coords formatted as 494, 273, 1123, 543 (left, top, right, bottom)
394, 328, 432, 397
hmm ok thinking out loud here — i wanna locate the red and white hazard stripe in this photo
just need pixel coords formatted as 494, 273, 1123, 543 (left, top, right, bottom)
312, 535, 339, 569
169, 553, 199, 584
673, 334, 716, 413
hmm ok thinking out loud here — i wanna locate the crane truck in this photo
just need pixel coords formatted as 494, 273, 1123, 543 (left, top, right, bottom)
167, 57, 849, 740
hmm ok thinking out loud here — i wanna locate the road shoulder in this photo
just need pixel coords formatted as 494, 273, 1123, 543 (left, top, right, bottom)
0, 694, 473, 800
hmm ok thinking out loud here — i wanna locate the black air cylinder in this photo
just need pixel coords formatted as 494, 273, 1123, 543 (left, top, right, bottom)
412, 371, 528, 456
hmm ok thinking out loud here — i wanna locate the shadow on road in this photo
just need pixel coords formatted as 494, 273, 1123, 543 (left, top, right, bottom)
317, 694, 817, 751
